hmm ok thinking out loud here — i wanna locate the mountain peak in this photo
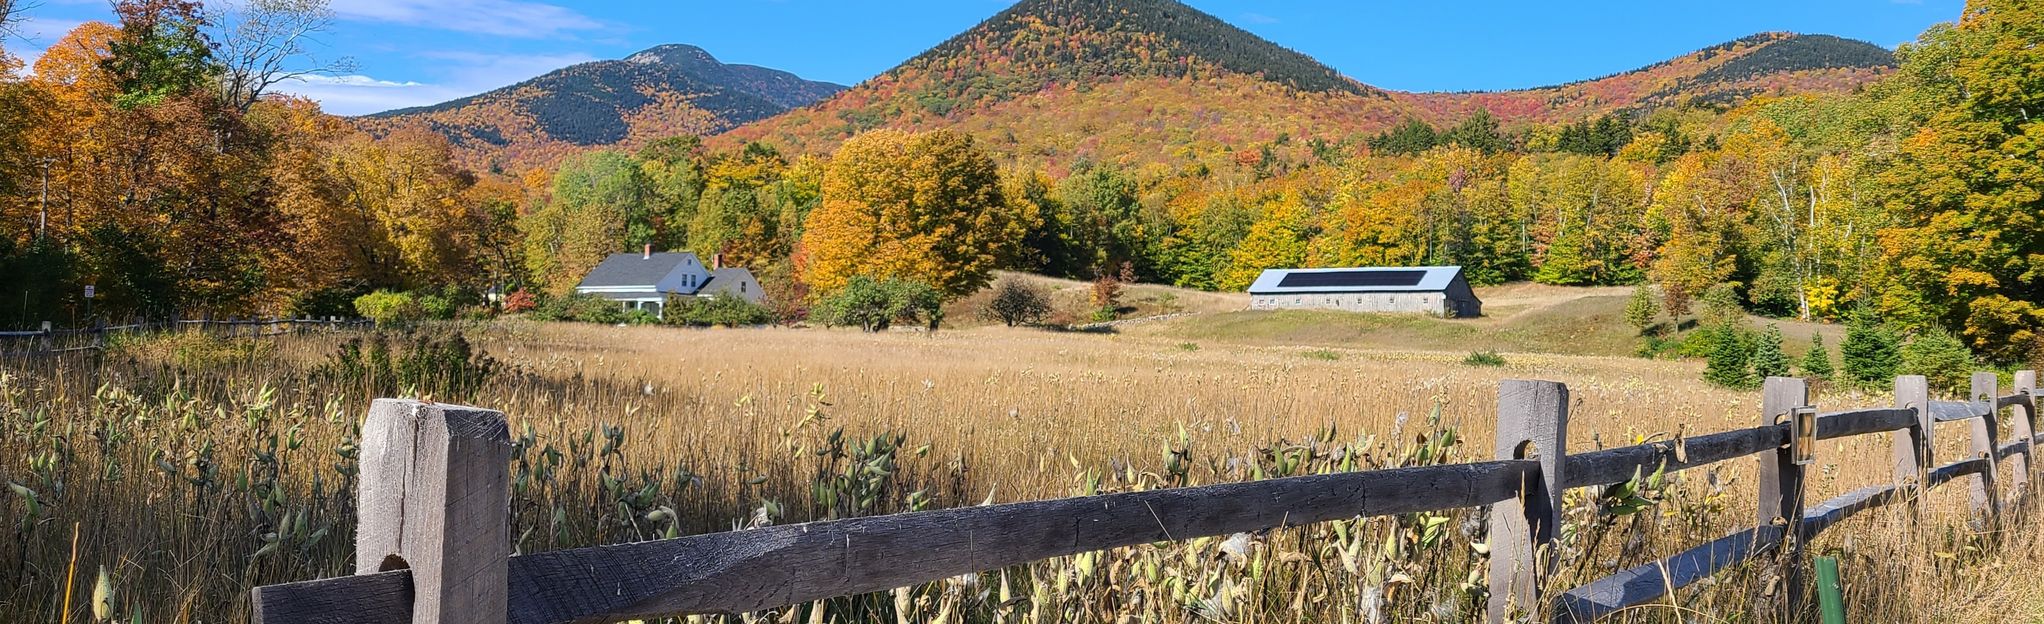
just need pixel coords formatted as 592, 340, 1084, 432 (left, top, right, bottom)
624, 44, 720, 69
887, 0, 1369, 107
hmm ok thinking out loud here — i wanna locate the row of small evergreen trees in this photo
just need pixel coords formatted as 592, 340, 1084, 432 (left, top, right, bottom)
1626, 284, 1980, 394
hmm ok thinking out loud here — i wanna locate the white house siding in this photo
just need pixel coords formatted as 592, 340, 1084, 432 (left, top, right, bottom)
1250, 292, 1454, 316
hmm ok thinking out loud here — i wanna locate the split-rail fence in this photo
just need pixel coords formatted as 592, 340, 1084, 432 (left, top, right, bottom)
251, 370, 2039, 623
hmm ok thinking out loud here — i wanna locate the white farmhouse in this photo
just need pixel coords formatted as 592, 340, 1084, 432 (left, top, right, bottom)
573, 247, 765, 318
1247, 266, 1481, 318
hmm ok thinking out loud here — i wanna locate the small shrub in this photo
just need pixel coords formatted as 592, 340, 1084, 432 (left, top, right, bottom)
353, 290, 423, 326
1177, 342, 1200, 351
503, 289, 539, 314
622, 309, 661, 326
531, 293, 627, 325
1463, 350, 1506, 367
979, 279, 1052, 327
1301, 349, 1341, 361
418, 292, 457, 321
814, 276, 944, 332
665, 294, 773, 327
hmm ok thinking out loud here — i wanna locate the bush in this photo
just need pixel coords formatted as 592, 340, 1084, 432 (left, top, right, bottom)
622, 309, 661, 326
1464, 350, 1506, 367
979, 279, 1052, 327
1841, 311, 1901, 387
1900, 328, 1974, 395
503, 289, 539, 314
665, 294, 773, 327
531, 293, 627, 325
814, 277, 944, 332
1801, 333, 1835, 380
353, 290, 424, 326
1301, 349, 1341, 361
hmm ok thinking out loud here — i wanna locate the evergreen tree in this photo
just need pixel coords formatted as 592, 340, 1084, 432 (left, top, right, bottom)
1751, 324, 1791, 379
1801, 333, 1835, 380
1624, 284, 1661, 335
1899, 328, 1974, 395
1703, 325, 1757, 389
1841, 311, 1902, 387
1367, 119, 1438, 156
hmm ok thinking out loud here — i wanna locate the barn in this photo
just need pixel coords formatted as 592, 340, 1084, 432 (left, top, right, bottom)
1246, 266, 1482, 318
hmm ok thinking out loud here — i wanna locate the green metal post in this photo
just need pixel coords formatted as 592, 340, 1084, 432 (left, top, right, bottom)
1815, 555, 1846, 624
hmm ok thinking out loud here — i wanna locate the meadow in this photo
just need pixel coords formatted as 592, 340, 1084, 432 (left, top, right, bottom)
0, 306, 2035, 623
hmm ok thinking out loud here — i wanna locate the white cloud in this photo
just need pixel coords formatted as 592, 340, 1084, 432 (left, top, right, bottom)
274, 50, 596, 115
330, 0, 603, 38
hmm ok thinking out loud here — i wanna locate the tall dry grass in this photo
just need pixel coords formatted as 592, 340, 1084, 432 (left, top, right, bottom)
0, 320, 2035, 623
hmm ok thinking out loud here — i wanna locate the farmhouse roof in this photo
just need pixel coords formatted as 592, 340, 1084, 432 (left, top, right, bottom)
576, 252, 700, 288
1246, 266, 1468, 295
696, 268, 757, 299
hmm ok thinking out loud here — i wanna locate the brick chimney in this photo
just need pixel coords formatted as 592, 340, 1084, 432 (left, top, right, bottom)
643, 244, 652, 260
712, 253, 724, 270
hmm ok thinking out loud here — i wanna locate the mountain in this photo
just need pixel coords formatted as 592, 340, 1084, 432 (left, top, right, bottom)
716, 0, 1409, 167
358, 44, 844, 171
719, 5, 1894, 168
1395, 33, 1897, 125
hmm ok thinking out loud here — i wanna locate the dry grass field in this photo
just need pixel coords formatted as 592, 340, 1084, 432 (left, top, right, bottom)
0, 294, 2036, 623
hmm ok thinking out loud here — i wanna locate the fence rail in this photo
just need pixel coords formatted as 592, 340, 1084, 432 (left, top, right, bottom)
0, 317, 371, 355
251, 370, 2041, 624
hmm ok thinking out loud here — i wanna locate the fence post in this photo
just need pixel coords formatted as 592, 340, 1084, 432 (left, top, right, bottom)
2017, 371, 2039, 498
39, 321, 51, 352
1894, 375, 1933, 515
1488, 380, 1567, 624
2005, 371, 2035, 503
1757, 376, 1809, 620
1968, 371, 2003, 525
355, 399, 511, 624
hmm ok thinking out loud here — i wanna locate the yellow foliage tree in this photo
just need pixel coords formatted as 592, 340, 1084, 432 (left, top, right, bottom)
801, 129, 1028, 298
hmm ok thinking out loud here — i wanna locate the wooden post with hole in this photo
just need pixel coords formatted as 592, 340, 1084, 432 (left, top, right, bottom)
1757, 376, 1808, 620
1488, 380, 1567, 624
2006, 370, 2035, 503
1894, 375, 1933, 515
354, 399, 511, 624
1968, 371, 2002, 525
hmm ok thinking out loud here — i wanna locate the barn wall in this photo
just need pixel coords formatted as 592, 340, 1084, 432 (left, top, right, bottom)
1250, 293, 1451, 316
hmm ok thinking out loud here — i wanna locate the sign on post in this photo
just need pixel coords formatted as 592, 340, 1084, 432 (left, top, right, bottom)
83, 285, 95, 299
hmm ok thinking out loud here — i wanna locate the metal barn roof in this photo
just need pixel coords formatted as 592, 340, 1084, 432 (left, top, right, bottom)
1246, 266, 1467, 295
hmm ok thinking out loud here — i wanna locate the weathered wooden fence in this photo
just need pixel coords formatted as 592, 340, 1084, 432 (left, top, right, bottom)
0, 317, 371, 355
251, 371, 2039, 624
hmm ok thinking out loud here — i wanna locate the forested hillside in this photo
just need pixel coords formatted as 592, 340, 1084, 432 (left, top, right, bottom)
360, 44, 843, 172
715, 0, 1413, 167
1396, 32, 1897, 125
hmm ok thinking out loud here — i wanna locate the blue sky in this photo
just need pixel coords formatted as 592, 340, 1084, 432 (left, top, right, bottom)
5, 0, 1965, 116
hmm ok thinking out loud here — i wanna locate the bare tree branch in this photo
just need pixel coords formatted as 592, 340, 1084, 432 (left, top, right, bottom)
211, 0, 353, 113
